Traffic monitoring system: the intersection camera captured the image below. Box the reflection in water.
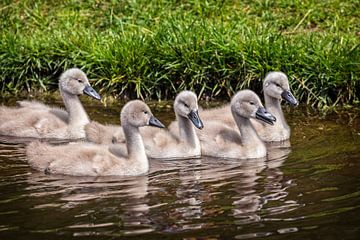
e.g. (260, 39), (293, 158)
(0, 105), (360, 239)
(146, 146), (291, 234)
(231, 158), (266, 225)
(26, 173), (152, 236)
(264, 141), (292, 205)
(262, 143), (300, 219)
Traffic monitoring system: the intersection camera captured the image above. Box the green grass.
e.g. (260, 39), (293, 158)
(0, 0), (359, 108)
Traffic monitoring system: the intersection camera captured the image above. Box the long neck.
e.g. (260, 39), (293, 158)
(123, 123), (148, 169)
(264, 94), (288, 129)
(60, 89), (89, 127)
(232, 111), (263, 146)
(176, 114), (200, 148)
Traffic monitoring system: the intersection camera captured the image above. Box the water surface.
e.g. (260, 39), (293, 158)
(0, 98), (359, 239)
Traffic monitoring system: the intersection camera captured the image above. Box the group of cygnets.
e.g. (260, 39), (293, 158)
(0, 68), (298, 177)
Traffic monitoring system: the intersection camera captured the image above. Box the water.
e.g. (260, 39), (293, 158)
(0, 98), (359, 239)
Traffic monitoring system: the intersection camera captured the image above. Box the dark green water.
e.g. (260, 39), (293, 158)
(0, 98), (359, 239)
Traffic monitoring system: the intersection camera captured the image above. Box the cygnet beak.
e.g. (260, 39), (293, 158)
(149, 116), (165, 128)
(187, 110), (204, 129)
(255, 107), (276, 125)
(83, 85), (101, 100)
(281, 90), (298, 106)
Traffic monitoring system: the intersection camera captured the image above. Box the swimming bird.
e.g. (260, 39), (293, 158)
(198, 90), (276, 159)
(0, 68), (101, 139)
(86, 91), (204, 159)
(139, 90), (203, 159)
(26, 100), (165, 176)
(198, 72), (298, 142)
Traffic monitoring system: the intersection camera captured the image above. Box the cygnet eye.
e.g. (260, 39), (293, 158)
(144, 111), (148, 115)
(184, 103), (189, 108)
(275, 83), (281, 88)
(77, 79), (83, 83)
(249, 101), (255, 105)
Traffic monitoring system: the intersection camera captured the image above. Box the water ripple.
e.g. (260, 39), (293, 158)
(0, 107), (360, 239)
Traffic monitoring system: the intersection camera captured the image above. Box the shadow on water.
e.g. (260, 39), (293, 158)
(0, 99), (359, 239)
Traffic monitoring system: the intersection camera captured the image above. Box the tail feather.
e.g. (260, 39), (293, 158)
(0, 109), (18, 131)
(26, 141), (53, 171)
(0, 106), (12, 122)
(85, 121), (108, 144)
(16, 100), (48, 109)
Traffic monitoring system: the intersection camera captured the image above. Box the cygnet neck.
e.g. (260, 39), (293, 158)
(122, 121), (148, 170)
(176, 113), (200, 148)
(264, 93), (289, 129)
(232, 110), (263, 146)
(60, 88), (90, 127)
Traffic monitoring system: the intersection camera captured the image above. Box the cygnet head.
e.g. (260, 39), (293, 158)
(174, 91), (204, 129)
(263, 71), (298, 106)
(59, 68), (101, 100)
(231, 90), (276, 125)
(120, 100), (165, 129)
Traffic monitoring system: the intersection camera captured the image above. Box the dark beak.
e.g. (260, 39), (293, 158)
(149, 116), (165, 128)
(187, 110), (204, 129)
(281, 90), (298, 106)
(255, 107), (276, 125)
(83, 85), (101, 100)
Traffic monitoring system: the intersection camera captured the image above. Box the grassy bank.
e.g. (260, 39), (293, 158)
(0, 0), (359, 107)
